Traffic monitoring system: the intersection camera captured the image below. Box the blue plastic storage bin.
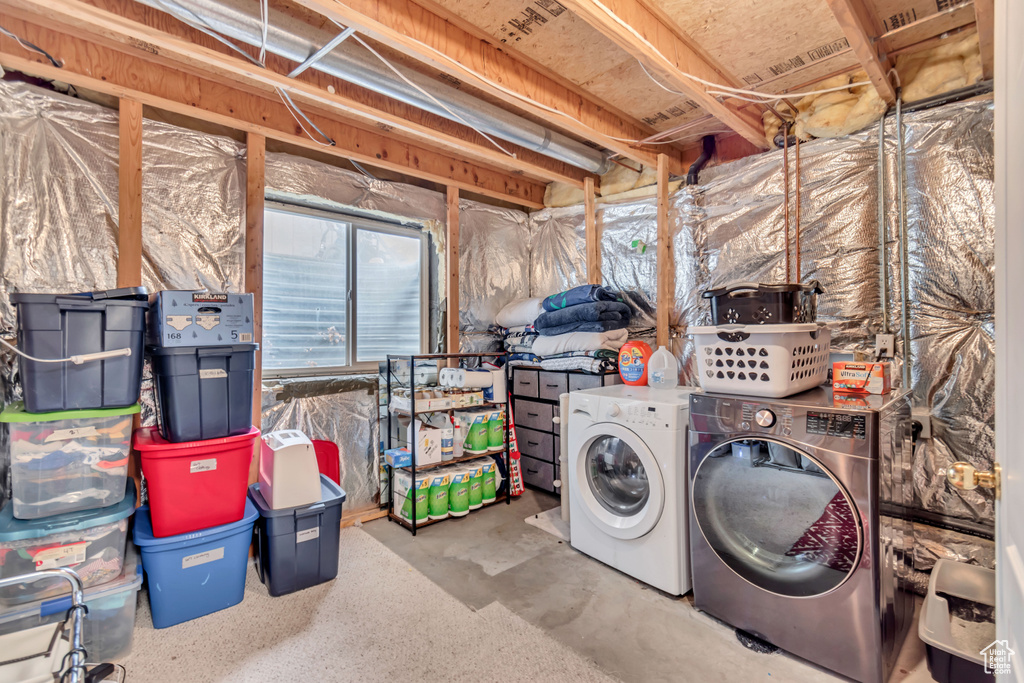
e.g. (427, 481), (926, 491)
(11, 289), (148, 413)
(133, 498), (257, 628)
(248, 475), (346, 597)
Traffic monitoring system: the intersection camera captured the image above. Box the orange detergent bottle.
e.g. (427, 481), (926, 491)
(618, 341), (652, 385)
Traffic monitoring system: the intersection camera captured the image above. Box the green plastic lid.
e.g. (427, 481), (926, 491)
(0, 402), (141, 423)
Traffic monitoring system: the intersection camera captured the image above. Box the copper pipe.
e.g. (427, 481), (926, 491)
(795, 134), (802, 282)
(782, 125), (791, 282)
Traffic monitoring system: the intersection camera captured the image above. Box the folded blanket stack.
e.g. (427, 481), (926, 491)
(494, 288), (631, 374)
(535, 286), (631, 337)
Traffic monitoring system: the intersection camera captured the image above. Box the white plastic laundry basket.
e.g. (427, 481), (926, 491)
(690, 324), (831, 398)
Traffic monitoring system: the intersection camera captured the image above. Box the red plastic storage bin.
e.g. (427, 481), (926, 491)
(133, 425), (260, 537)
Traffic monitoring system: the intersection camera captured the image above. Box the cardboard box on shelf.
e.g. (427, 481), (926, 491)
(148, 291), (254, 347)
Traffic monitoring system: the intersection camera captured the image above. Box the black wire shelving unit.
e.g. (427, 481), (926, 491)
(385, 353), (511, 535)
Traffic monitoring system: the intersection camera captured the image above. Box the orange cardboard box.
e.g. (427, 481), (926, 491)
(833, 361), (892, 395)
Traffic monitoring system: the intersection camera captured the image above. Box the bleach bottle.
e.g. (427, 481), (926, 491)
(647, 346), (679, 389)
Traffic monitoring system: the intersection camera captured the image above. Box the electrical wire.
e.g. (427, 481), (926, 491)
(0, 25), (62, 68)
(343, 27), (518, 159)
(277, 87), (335, 146)
(258, 0), (269, 65)
(350, 160), (379, 180)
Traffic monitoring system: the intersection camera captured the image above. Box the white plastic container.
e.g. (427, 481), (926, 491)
(259, 430), (322, 510)
(691, 324), (831, 398)
(647, 346), (679, 389)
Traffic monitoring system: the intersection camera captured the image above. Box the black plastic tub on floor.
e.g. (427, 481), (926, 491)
(149, 344), (256, 443)
(12, 290), (148, 413)
(248, 475), (346, 597)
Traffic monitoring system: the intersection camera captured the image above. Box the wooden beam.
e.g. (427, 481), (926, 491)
(0, 19), (546, 208)
(824, 0), (898, 104)
(245, 132), (265, 485)
(585, 177), (600, 285)
(880, 2), (977, 52)
(975, 0), (995, 80)
(446, 186), (460, 355)
(1, 0), (589, 189)
(289, 0), (690, 172)
(117, 98), (143, 288)
(554, 0), (768, 150)
(656, 154), (672, 348)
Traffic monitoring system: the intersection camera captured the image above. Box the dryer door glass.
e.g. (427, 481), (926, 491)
(692, 439), (862, 597)
(586, 436), (649, 517)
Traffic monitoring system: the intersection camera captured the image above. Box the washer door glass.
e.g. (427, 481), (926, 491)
(586, 436), (649, 517)
(692, 439), (862, 597)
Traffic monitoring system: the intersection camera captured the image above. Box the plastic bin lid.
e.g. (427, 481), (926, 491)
(0, 402), (141, 423)
(0, 545), (143, 624)
(132, 425), (261, 452)
(248, 475), (346, 518)
(11, 287), (150, 304)
(0, 479), (136, 542)
(132, 497), (259, 547)
(146, 343), (259, 356)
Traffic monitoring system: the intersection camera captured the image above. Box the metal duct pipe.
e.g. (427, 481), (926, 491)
(141, 0), (611, 174)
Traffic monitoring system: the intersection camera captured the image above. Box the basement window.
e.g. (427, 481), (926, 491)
(262, 203), (427, 377)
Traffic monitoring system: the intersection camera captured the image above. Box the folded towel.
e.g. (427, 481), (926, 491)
(542, 285), (621, 312)
(540, 357), (617, 374)
(535, 319), (631, 337)
(495, 298), (544, 327)
(532, 328), (629, 356)
(535, 301), (632, 332)
(501, 324), (536, 335)
(507, 352), (542, 364)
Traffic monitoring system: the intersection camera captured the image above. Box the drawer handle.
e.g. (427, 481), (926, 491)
(527, 441), (540, 446)
(545, 383), (560, 388)
(526, 468), (539, 474)
(527, 413), (539, 417)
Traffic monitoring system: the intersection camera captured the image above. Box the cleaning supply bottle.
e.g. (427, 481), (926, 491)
(647, 346), (679, 389)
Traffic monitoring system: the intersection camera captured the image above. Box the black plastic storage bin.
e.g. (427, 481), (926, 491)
(702, 281), (823, 325)
(148, 343), (256, 443)
(248, 475), (346, 597)
(12, 289), (148, 413)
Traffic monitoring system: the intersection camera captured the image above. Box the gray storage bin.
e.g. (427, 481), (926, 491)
(12, 290), (148, 413)
(512, 369), (539, 397)
(521, 455), (554, 492)
(514, 399), (554, 432)
(248, 475), (346, 597)
(538, 372), (568, 400)
(149, 344), (256, 443)
(518, 427), (555, 463)
(919, 559), (996, 683)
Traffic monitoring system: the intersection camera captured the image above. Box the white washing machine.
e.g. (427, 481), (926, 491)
(567, 384), (695, 595)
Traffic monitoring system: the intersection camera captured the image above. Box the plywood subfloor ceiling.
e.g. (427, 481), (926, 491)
(427, 0), (978, 145)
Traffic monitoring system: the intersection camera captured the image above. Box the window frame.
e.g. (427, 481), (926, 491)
(262, 201), (430, 379)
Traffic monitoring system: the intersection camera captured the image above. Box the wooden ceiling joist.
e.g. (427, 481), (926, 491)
(879, 2), (977, 53)
(0, 0), (592, 189)
(288, 0), (691, 173)
(824, 0), (897, 104)
(0, 18), (547, 208)
(973, 0), (994, 80)
(553, 0), (768, 150)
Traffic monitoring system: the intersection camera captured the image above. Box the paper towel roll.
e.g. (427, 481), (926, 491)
(457, 369), (493, 389)
(439, 368), (459, 387)
(485, 368), (507, 403)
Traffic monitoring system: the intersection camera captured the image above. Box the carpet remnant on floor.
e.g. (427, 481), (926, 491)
(121, 528), (618, 682)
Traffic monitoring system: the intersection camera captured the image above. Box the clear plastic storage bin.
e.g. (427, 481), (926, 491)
(0, 479), (136, 606)
(0, 402), (138, 519)
(0, 544), (142, 661)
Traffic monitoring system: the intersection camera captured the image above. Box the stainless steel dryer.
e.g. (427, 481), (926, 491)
(688, 388), (913, 683)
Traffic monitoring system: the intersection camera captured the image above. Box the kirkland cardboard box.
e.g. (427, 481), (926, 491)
(149, 291), (255, 347)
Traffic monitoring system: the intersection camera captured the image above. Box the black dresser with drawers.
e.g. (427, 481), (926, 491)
(511, 366), (621, 494)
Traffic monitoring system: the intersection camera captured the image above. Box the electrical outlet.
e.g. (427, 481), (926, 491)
(912, 406), (931, 440)
(875, 334), (896, 358)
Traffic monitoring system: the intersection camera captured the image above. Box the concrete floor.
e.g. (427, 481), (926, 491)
(365, 489), (938, 683)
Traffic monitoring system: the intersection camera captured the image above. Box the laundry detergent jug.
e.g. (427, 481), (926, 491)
(618, 341), (653, 385)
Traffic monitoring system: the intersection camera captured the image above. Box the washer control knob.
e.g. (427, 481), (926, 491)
(607, 404), (621, 418)
(755, 409), (777, 428)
